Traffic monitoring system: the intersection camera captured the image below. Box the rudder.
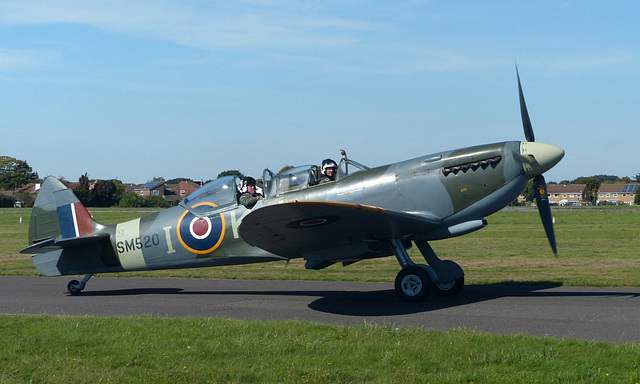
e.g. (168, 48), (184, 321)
(28, 177), (98, 244)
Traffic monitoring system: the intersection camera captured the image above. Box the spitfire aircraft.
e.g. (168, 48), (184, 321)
(21, 69), (564, 302)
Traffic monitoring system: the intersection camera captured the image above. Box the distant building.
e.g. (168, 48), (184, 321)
(133, 181), (165, 197)
(597, 184), (639, 205)
(126, 180), (203, 206)
(546, 184), (589, 206)
(177, 180), (202, 198)
(0, 182), (41, 207)
(14, 183), (41, 194)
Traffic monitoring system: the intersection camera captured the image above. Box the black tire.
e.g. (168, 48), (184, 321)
(67, 280), (82, 296)
(394, 266), (431, 302)
(432, 277), (464, 297)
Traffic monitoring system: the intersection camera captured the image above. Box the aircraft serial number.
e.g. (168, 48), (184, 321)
(116, 234), (161, 253)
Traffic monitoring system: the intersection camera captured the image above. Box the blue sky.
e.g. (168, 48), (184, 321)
(1, 1), (638, 184)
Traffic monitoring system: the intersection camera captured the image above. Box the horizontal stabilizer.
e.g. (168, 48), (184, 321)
(20, 233), (110, 255)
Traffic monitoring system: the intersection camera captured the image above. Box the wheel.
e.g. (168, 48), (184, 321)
(395, 266), (431, 302)
(432, 277), (464, 297)
(67, 280), (82, 295)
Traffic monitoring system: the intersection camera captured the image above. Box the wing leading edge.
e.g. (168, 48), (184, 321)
(238, 201), (442, 262)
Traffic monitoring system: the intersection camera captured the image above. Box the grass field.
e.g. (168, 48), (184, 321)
(2, 207), (640, 382)
(3, 207), (640, 286)
(2, 315), (640, 383)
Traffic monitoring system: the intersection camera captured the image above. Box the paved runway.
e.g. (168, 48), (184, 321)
(2, 276), (639, 343)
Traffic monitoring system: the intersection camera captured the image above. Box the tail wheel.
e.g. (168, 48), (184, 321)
(432, 277), (464, 297)
(395, 266), (431, 302)
(67, 280), (82, 296)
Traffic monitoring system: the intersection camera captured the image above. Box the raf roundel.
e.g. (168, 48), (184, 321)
(190, 217), (212, 239)
(177, 202), (226, 254)
(285, 215), (340, 229)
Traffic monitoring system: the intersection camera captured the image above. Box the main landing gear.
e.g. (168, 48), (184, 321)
(390, 239), (464, 302)
(67, 274), (93, 295)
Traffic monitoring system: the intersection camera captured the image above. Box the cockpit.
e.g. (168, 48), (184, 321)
(262, 156), (370, 199)
(178, 152), (371, 212)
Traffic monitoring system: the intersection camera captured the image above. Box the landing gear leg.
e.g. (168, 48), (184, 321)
(67, 274), (93, 296)
(390, 239), (435, 302)
(415, 240), (464, 297)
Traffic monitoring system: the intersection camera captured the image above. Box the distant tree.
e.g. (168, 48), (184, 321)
(119, 192), (144, 208)
(111, 179), (127, 202)
(0, 195), (14, 207)
(621, 176), (631, 183)
(217, 170), (244, 179)
(0, 156), (39, 190)
(73, 173), (93, 206)
(521, 180), (536, 202)
(15, 191), (35, 207)
(79, 173), (90, 189)
(142, 195), (169, 208)
(92, 179), (118, 207)
(572, 177), (600, 204)
(166, 177), (192, 184)
(634, 173), (640, 183)
(151, 177), (165, 182)
(572, 175), (621, 184)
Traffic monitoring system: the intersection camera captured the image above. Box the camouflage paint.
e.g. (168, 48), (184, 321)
(439, 143), (508, 213)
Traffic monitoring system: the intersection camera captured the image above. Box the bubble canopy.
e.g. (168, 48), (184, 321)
(179, 176), (238, 215)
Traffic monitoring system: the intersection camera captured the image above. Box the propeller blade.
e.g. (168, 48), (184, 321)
(516, 65), (535, 142)
(533, 175), (558, 258)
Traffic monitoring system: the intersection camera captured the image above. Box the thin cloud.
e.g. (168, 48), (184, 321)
(0, 47), (54, 70)
(0, 1), (489, 75)
(0, 1), (383, 48)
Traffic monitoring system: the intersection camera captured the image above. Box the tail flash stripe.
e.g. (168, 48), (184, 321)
(74, 203), (94, 237)
(57, 202), (93, 239)
(57, 204), (77, 238)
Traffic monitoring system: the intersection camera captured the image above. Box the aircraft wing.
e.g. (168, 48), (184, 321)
(238, 200), (442, 260)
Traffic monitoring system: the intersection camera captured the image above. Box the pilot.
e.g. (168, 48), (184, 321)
(318, 159), (337, 184)
(239, 176), (263, 208)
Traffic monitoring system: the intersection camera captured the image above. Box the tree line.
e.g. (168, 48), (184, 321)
(0, 157), (174, 208)
(0, 157), (253, 208)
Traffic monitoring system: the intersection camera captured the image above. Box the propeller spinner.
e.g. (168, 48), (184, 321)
(516, 65), (564, 257)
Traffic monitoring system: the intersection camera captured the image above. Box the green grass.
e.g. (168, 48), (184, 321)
(3, 208), (640, 286)
(2, 315), (640, 383)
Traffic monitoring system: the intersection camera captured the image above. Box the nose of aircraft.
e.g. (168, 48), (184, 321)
(519, 142), (565, 178)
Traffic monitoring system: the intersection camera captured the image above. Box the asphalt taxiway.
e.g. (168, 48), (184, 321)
(2, 276), (639, 343)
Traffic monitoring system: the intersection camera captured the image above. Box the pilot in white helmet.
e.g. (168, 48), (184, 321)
(239, 176), (263, 208)
(319, 159), (337, 184)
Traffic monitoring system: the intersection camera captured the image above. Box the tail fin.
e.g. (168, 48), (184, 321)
(28, 177), (99, 244)
(21, 177), (113, 276)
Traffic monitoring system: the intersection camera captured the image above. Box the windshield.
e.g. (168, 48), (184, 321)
(179, 176), (238, 214)
(265, 165), (316, 196)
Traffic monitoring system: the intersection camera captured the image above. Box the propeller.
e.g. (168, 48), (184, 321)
(533, 175), (558, 257)
(517, 66), (535, 142)
(516, 64), (558, 258)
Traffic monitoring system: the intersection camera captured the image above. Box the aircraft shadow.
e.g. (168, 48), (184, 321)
(309, 283), (640, 316)
(76, 282), (640, 317)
